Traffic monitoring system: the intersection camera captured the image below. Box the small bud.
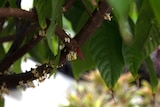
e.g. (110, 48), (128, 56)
(104, 13), (112, 21)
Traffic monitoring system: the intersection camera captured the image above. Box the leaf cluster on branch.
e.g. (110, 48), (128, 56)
(0, 0), (111, 89)
(0, 0), (160, 97)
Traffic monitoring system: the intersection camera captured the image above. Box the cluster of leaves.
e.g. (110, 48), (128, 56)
(0, 0), (160, 98)
(67, 0), (160, 92)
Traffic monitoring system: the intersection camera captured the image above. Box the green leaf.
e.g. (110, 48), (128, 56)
(8, 0), (17, 7)
(46, 0), (63, 55)
(71, 41), (96, 79)
(142, 21), (160, 57)
(34, 0), (52, 29)
(0, 98), (4, 107)
(107, 0), (133, 43)
(12, 58), (21, 74)
(90, 21), (124, 88)
(123, 0), (160, 77)
(134, 0), (155, 50)
(149, 0), (160, 27)
(122, 44), (143, 77)
(64, 0), (90, 33)
(145, 57), (158, 93)
(29, 40), (55, 63)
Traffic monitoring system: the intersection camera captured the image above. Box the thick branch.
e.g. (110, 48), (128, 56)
(0, 63), (52, 88)
(0, 8), (37, 21)
(75, 0), (111, 47)
(0, 0), (112, 88)
(0, 35), (15, 43)
(55, 26), (78, 51)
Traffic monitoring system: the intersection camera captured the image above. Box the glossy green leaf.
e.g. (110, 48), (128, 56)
(71, 41), (96, 79)
(145, 56), (158, 93)
(149, 0), (160, 27)
(90, 21), (124, 88)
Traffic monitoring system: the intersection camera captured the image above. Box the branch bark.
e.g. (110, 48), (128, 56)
(0, 8), (37, 21)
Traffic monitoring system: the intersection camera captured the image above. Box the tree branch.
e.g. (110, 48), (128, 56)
(0, 34), (44, 73)
(0, 8), (37, 21)
(0, 0), (112, 88)
(0, 63), (52, 88)
(0, 35), (15, 43)
(62, 0), (76, 13)
(75, 0), (111, 47)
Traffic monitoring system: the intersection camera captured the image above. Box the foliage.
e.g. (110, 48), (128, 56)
(0, 0), (160, 104)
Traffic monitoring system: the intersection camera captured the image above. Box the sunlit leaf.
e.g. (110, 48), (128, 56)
(90, 21), (124, 88)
